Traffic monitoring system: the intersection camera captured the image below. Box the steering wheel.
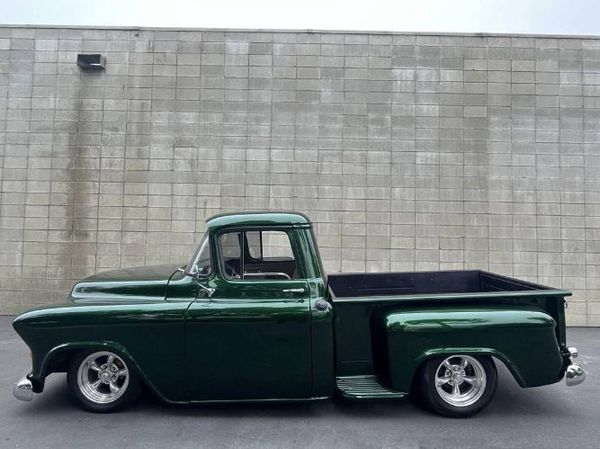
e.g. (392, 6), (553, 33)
(224, 262), (240, 278)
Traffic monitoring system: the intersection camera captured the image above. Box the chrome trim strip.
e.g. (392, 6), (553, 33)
(331, 289), (572, 303)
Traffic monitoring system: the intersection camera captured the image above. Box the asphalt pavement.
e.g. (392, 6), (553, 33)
(0, 315), (598, 449)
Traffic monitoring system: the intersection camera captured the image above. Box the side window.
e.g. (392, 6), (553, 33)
(218, 229), (301, 281)
(219, 231), (242, 279)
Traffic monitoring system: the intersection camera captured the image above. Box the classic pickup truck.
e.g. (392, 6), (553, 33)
(13, 211), (585, 417)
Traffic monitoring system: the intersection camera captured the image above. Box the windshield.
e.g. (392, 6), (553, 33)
(186, 233), (211, 276)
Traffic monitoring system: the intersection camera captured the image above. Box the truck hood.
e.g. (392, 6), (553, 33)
(69, 264), (182, 303)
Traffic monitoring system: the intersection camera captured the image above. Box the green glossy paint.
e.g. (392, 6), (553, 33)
(380, 307), (564, 391)
(13, 300), (189, 402)
(70, 264), (179, 303)
(12, 211), (574, 404)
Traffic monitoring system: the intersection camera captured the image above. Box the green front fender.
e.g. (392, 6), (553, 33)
(13, 301), (190, 403)
(376, 307), (566, 392)
(31, 341), (177, 402)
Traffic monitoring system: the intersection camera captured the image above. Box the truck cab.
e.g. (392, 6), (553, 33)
(178, 211), (334, 400)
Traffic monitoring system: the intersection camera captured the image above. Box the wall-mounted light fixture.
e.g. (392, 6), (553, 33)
(77, 54), (106, 71)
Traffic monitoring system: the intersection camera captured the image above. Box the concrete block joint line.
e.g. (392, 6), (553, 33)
(0, 25), (599, 325)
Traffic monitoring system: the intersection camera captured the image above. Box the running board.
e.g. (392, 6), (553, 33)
(336, 375), (407, 400)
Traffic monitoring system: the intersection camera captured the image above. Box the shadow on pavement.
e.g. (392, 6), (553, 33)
(16, 362), (576, 422)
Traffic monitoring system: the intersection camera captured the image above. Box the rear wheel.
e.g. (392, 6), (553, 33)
(418, 354), (497, 418)
(67, 350), (142, 412)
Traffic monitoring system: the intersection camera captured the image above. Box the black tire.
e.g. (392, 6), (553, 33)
(67, 350), (142, 413)
(417, 354), (497, 418)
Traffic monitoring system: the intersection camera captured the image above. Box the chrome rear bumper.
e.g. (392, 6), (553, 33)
(13, 375), (33, 401)
(565, 347), (585, 387)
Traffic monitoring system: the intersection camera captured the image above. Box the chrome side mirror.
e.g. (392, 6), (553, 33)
(178, 266), (215, 298)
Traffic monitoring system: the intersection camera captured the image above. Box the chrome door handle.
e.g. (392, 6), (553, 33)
(283, 288), (305, 293)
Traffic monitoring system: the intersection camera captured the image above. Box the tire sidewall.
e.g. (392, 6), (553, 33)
(67, 350), (141, 413)
(420, 354), (498, 418)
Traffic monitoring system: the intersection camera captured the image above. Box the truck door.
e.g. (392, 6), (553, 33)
(185, 228), (312, 401)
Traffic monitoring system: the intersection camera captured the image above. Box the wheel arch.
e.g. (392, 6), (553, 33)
(410, 347), (526, 389)
(39, 341), (168, 401)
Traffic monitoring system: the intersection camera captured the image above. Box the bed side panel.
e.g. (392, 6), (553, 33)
(382, 308), (565, 392)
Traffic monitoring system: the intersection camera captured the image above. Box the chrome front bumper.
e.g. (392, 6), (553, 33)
(565, 347), (585, 387)
(13, 375), (33, 401)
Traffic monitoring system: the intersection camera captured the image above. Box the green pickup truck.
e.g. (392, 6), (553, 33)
(12, 211), (584, 417)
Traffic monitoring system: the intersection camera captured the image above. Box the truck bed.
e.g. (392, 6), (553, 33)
(327, 270), (571, 383)
(328, 270), (568, 301)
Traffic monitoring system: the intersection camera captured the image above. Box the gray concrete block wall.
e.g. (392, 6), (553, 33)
(0, 26), (598, 325)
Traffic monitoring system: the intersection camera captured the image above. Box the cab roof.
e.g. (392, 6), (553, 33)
(206, 211), (312, 231)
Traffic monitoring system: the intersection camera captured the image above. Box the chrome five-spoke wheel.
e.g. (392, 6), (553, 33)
(67, 350), (141, 412)
(77, 351), (129, 404)
(418, 354), (498, 418)
(434, 355), (486, 407)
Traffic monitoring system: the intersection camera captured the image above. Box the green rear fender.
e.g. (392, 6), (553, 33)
(376, 307), (566, 392)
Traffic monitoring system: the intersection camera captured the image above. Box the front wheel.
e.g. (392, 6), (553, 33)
(67, 350), (142, 412)
(418, 354), (497, 418)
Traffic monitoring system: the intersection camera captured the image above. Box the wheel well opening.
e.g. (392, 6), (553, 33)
(47, 348), (82, 374)
(409, 353), (498, 393)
